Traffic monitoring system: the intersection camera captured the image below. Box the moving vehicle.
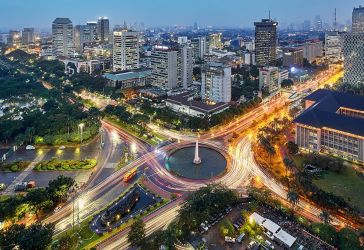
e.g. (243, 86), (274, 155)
(27, 181), (36, 188)
(26, 145), (35, 150)
(123, 168), (137, 182)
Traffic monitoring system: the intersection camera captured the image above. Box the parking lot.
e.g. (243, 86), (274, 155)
(199, 204), (283, 250)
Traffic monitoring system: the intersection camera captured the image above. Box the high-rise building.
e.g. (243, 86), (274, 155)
(74, 25), (92, 52)
(209, 33), (223, 49)
(254, 19), (278, 66)
(201, 62), (231, 103)
(86, 22), (98, 42)
(325, 31), (343, 62)
(113, 30), (139, 71)
(177, 36), (188, 45)
(259, 66), (280, 94)
(22, 28), (35, 45)
(352, 6), (364, 33)
(52, 18), (74, 57)
(97, 17), (110, 43)
(178, 45), (193, 89)
(343, 32), (364, 85)
(191, 37), (210, 61)
(150, 46), (178, 89)
(303, 20), (311, 31)
(282, 47), (303, 67)
(302, 41), (323, 63)
(314, 16), (323, 31)
(8, 30), (21, 47)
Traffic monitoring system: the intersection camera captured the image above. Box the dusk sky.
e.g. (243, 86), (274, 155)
(1, 0), (362, 30)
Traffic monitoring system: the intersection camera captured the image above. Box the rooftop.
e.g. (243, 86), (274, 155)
(294, 89), (364, 137)
(53, 18), (72, 24)
(103, 68), (152, 81)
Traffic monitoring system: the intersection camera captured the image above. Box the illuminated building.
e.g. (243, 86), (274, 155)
(254, 19), (278, 66)
(113, 30), (139, 71)
(294, 89), (364, 163)
(52, 18), (74, 57)
(201, 62), (231, 103)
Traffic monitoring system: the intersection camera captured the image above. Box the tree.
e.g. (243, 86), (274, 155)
(18, 223), (54, 250)
(281, 79), (294, 88)
(47, 175), (75, 203)
(319, 210), (331, 224)
(55, 233), (79, 250)
(311, 223), (338, 246)
(338, 228), (362, 250)
(0, 223), (25, 250)
(26, 188), (51, 219)
(287, 190), (299, 209)
(283, 157), (294, 178)
(286, 141), (299, 155)
(127, 218), (146, 248)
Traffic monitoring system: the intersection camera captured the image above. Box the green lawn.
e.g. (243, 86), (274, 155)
(0, 161), (30, 172)
(313, 167), (364, 210)
(34, 159), (97, 171)
(291, 154), (305, 171)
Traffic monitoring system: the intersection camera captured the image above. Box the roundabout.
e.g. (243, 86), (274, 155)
(165, 142), (227, 180)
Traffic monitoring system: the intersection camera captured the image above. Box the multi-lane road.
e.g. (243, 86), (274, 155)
(43, 65), (348, 249)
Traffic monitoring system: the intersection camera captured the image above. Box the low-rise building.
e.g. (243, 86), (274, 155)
(259, 66), (281, 94)
(62, 58), (111, 75)
(294, 89), (364, 164)
(103, 68), (152, 89)
(166, 92), (229, 117)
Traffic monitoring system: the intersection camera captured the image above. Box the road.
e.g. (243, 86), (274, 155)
(44, 66), (350, 248)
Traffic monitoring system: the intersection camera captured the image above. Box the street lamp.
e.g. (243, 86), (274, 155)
(78, 123), (85, 144)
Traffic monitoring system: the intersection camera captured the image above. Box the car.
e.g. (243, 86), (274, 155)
(264, 240), (275, 249)
(26, 145), (35, 150)
(59, 145), (66, 150)
(233, 223), (240, 230)
(224, 236), (236, 243)
(200, 223), (208, 232)
(265, 231), (274, 240)
(0, 183), (5, 190)
(248, 240), (260, 250)
(236, 233), (245, 243)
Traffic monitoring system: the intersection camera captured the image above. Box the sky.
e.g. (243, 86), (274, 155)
(0, 0), (363, 31)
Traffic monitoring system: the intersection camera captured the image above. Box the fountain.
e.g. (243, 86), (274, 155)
(193, 140), (202, 164)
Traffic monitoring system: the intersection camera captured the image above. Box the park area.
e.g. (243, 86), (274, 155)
(313, 167), (364, 210)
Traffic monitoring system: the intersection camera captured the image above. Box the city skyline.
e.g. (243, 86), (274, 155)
(1, 0), (363, 30)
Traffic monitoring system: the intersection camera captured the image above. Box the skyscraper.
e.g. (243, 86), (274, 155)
(254, 19), (278, 66)
(97, 17), (110, 43)
(22, 28), (35, 45)
(325, 31), (343, 62)
(74, 25), (92, 53)
(86, 21), (98, 42)
(343, 6), (364, 85)
(52, 18), (74, 57)
(150, 46), (178, 90)
(352, 6), (364, 33)
(191, 37), (210, 62)
(8, 30), (21, 47)
(113, 30), (140, 71)
(343, 33), (364, 85)
(201, 62), (231, 103)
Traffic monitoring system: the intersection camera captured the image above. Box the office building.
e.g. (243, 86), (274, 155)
(209, 33), (223, 49)
(52, 18), (74, 57)
(113, 30), (139, 71)
(74, 25), (92, 52)
(294, 89), (364, 163)
(244, 52), (256, 65)
(259, 66), (280, 94)
(22, 28), (35, 45)
(325, 31), (343, 62)
(352, 6), (364, 33)
(313, 16), (323, 31)
(282, 47), (303, 67)
(86, 22), (98, 42)
(97, 17), (110, 43)
(178, 45), (193, 89)
(8, 30), (21, 47)
(201, 62), (231, 103)
(254, 19), (278, 66)
(343, 32), (364, 85)
(150, 46), (178, 89)
(303, 41), (323, 63)
(0, 33), (9, 44)
(177, 36), (188, 45)
(191, 37), (210, 61)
